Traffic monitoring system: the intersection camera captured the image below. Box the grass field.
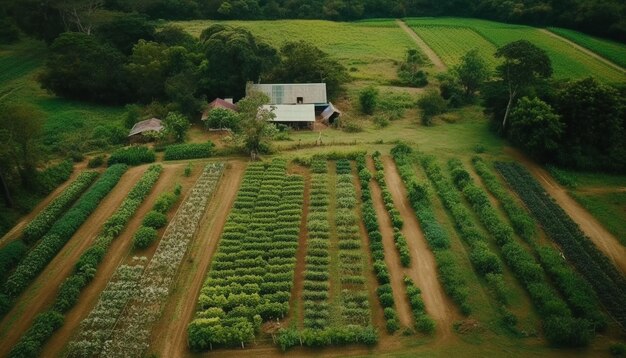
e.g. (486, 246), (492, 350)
(548, 27), (626, 69)
(172, 19), (424, 83)
(405, 18), (626, 83)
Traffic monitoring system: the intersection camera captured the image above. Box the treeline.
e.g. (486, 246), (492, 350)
(2, 0), (625, 43)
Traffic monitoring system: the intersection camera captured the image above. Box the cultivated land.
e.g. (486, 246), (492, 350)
(1, 16), (625, 358)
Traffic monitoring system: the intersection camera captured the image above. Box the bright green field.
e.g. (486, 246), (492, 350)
(172, 19), (424, 83)
(548, 27), (626, 69)
(405, 18), (626, 83)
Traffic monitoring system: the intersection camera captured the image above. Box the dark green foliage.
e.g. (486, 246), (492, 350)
(8, 310), (64, 358)
(397, 49), (428, 87)
(611, 343), (626, 357)
(143, 211), (168, 229)
(35, 160), (74, 194)
(108, 146), (156, 166)
(95, 13), (155, 54)
(204, 108), (240, 131)
(453, 49), (490, 99)
(164, 142), (215, 161)
(404, 277), (435, 334)
(359, 86), (379, 115)
(417, 89), (447, 126)
(88, 155), (105, 168)
(133, 226), (158, 249)
(509, 97), (563, 160)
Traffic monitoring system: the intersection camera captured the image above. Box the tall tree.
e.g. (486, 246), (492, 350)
(495, 40), (552, 130)
(509, 96), (563, 160)
(235, 91), (276, 159)
(454, 48), (490, 98)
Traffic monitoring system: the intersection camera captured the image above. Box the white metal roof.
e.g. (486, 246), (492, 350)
(262, 104), (315, 122)
(250, 83), (327, 105)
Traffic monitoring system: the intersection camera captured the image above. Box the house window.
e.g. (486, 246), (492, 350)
(297, 97), (304, 104)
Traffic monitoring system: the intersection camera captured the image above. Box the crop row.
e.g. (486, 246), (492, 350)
(101, 163), (224, 357)
(403, 277), (434, 333)
(449, 159), (592, 346)
(390, 144), (471, 315)
(335, 160), (371, 328)
(163, 141), (215, 161)
(22, 171), (100, 244)
(355, 155), (402, 333)
(372, 152), (409, 266)
(133, 184), (182, 249)
(472, 157), (606, 329)
(9, 165), (163, 358)
(188, 160), (304, 351)
(496, 162), (626, 329)
(3, 164), (129, 298)
(108, 146), (155, 166)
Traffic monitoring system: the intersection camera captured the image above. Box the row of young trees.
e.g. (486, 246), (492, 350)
(4, 0), (625, 42)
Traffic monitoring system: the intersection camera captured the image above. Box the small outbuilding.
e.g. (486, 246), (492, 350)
(128, 118), (164, 142)
(201, 98), (237, 121)
(263, 104), (315, 129)
(321, 102), (341, 124)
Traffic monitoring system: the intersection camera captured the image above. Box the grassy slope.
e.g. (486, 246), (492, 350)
(548, 27), (626, 68)
(405, 17), (626, 83)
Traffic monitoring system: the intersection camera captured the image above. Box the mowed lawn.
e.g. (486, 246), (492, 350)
(405, 17), (626, 83)
(172, 19), (423, 83)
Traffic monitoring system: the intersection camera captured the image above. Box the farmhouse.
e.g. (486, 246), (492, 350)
(128, 118), (164, 142)
(201, 98), (237, 121)
(263, 104), (315, 129)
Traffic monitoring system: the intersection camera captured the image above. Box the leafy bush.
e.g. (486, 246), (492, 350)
(0, 241), (27, 280)
(9, 310), (64, 358)
(108, 146), (155, 166)
(142, 210), (167, 229)
(133, 226), (158, 249)
(164, 142), (215, 161)
(35, 160), (74, 194)
(88, 155), (105, 168)
(359, 86), (379, 115)
(417, 89), (447, 126)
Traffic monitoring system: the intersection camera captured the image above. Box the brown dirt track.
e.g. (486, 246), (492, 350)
(506, 148), (626, 276)
(382, 156), (459, 336)
(0, 165), (148, 357)
(396, 19), (447, 71)
(149, 161), (246, 358)
(40, 163), (186, 357)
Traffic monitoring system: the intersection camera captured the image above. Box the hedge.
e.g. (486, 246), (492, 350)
(133, 226), (158, 249)
(108, 146), (155, 166)
(35, 160), (74, 194)
(164, 141), (215, 161)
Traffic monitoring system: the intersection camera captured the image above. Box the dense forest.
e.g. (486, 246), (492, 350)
(1, 0), (626, 43)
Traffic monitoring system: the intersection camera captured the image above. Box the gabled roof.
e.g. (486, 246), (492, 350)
(128, 118), (164, 137)
(202, 98), (237, 120)
(262, 104), (316, 122)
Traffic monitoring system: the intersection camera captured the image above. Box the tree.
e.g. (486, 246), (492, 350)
(125, 40), (171, 102)
(453, 48), (490, 98)
(270, 41), (348, 99)
(359, 86), (379, 115)
(235, 91), (277, 159)
(397, 48), (428, 87)
(205, 108), (240, 131)
(417, 89), (447, 126)
(164, 112), (190, 143)
(509, 97), (563, 160)
(95, 13), (155, 54)
(495, 40), (552, 130)
(39, 32), (128, 104)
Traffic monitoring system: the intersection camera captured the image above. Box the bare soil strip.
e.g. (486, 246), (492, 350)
(540, 29), (626, 73)
(151, 161), (246, 358)
(382, 156), (459, 335)
(367, 157), (413, 328)
(0, 165), (147, 356)
(40, 164), (183, 357)
(506, 147), (626, 276)
(396, 19), (446, 71)
(287, 167), (311, 329)
(0, 163), (91, 247)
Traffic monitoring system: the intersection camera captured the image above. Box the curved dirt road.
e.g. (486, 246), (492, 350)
(396, 19), (446, 71)
(507, 148), (626, 276)
(382, 156), (459, 335)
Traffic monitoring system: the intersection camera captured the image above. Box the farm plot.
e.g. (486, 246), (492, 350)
(187, 160), (304, 351)
(496, 162), (626, 329)
(404, 18), (626, 82)
(547, 27), (626, 69)
(97, 163), (224, 357)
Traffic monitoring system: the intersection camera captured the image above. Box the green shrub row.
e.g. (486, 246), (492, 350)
(133, 184), (182, 250)
(23, 171), (100, 245)
(450, 159), (593, 346)
(473, 157), (605, 329)
(9, 165), (163, 358)
(496, 162), (626, 332)
(371, 152), (410, 267)
(108, 146), (155, 166)
(163, 141), (215, 161)
(311, 157), (328, 173)
(404, 276), (435, 334)
(35, 160), (74, 195)
(276, 325), (377, 351)
(3, 164), (129, 298)
(390, 143), (470, 314)
(0, 241), (27, 315)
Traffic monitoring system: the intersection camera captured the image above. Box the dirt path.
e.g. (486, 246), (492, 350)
(396, 19), (446, 71)
(151, 161), (246, 358)
(382, 156), (459, 336)
(506, 147), (626, 276)
(577, 187), (626, 194)
(40, 164), (184, 357)
(0, 163), (91, 248)
(540, 29), (626, 73)
(367, 158), (413, 328)
(0, 165), (147, 356)
(286, 167), (310, 329)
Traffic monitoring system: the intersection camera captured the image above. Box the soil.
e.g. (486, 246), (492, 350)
(381, 156), (460, 336)
(367, 157), (414, 328)
(40, 163), (184, 357)
(506, 147), (626, 276)
(540, 29), (626, 74)
(0, 165), (147, 357)
(576, 187), (626, 194)
(0, 161), (91, 248)
(396, 19), (447, 71)
(150, 160), (246, 358)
